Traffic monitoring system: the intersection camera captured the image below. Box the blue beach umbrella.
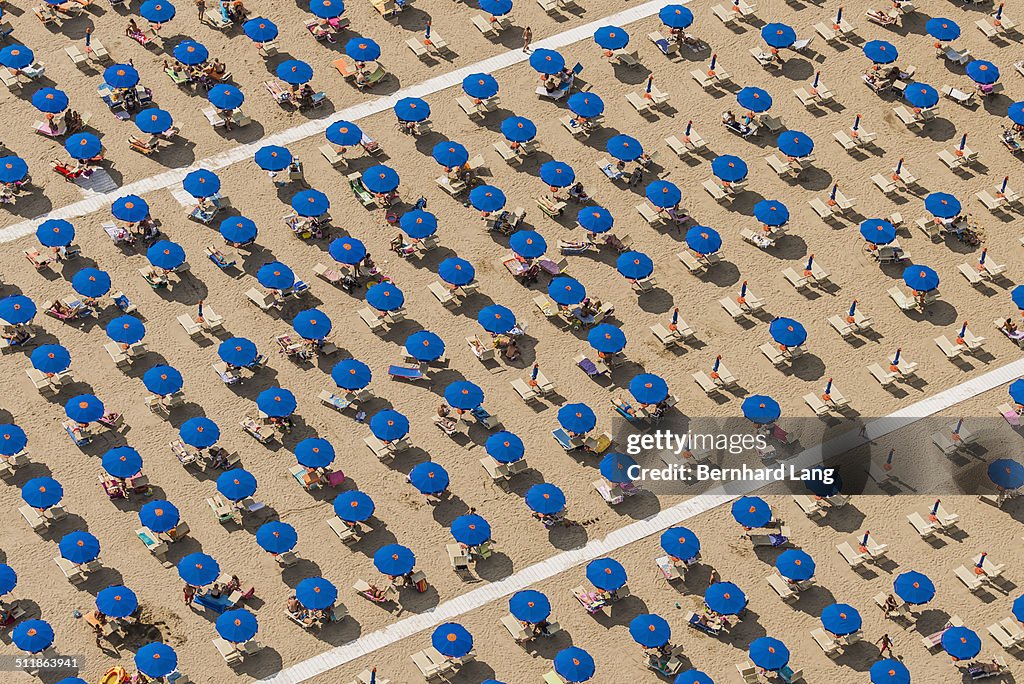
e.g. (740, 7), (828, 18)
(432, 141), (469, 168)
(208, 84), (244, 110)
(478, 0), (511, 15)
(762, 23), (796, 48)
(217, 468), (257, 502)
(732, 496), (771, 528)
(277, 59), (313, 85)
(769, 317), (807, 347)
(65, 133), (102, 160)
(438, 258), (474, 286)
(925, 192), (961, 218)
(254, 145), (291, 171)
(370, 409), (409, 441)
(942, 627), (981, 660)
(0, 424), (27, 456)
(256, 521), (297, 555)
(776, 549), (815, 581)
(293, 309), (332, 339)
(778, 131), (814, 158)
(754, 199), (790, 225)
(742, 395), (780, 424)
(257, 261), (294, 289)
(332, 359), (371, 391)
(1009, 102), (1024, 126)
(294, 438), (334, 469)
(749, 637), (789, 671)
(510, 230), (546, 258)
(311, 0), (344, 18)
(296, 577), (337, 609)
(65, 394), (105, 423)
(31, 345), (70, 374)
(292, 189), (330, 217)
(705, 582), (747, 615)
(902, 265), (939, 292)
(183, 169), (219, 197)
(617, 251), (654, 279)
(821, 603), (862, 636)
(0, 294), (35, 324)
(220, 216), (257, 244)
(558, 403), (596, 433)
(143, 365), (182, 396)
(509, 590), (550, 623)
(870, 660), (910, 684)
(432, 623), (473, 658)
(0, 45), (33, 70)
(32, 87), (68, 113)
(685, 226), (722, 255)
(96, 586), (138, 618)
(586, 558), (626, 590)
(112, 195), (149, 222)
(806, 471), (842, 498)
(863, 40), (897, 64)
(525, 483), (565, 515)
(334, 491), (374, 522)
(178, 553), (219, 586)
(988, 459), (1024, 489)
(587, 324), (626, 353)
(59, 531), (100, 564)
(712, 155), (747, 183)
(146, 240), (185, 270)
(478, 305), (516, 333)
(345, 37), (380, 62)
(244, 17), (278, 42)
(894, 571), (935, 604)
(501, 116), (536, 142)
(736, 86), (772, 112)
(104, 63), (139, 88)
(606, 135), (643, 162)
(926, 18), (960, 42)
(217, 610), (258, 643)
(646, 180), (681, 208)
(13, 620), (54, 653)
(374, 544), (415, 576)
(366, 282), (404, 311)
(0, 156), (27, 184)
(469, 185), (506, 212)
(660, 527), (699, 560)
(409, 462), (449, 495)
(578, 206), (613, 233)
(600, 453), (637, 484)
(486, 431), (524, 463)
(462, 73), (498, 100)
(594, 26), (629, 51)
(362, 165), (400, 193)
(140, 0), (176, 23)
(630, 614), (670, 647)
(675, 671), (714, 684)
(139, 500), (179, 533)
(329, 237), (366, 265)
(72, 268), (111, 298)
(326, 120), (362, 146)
(179, 416), (220, 448)
(630, 373), (668, 404)
(904, 83), (939, 109)
(395, 97), (430, 122)
(37, 219), (74, 247)
(1013, 595), (1024, 623)
(173, 40), (207, 65)
(660, 5), (693, 28)
(530, 48), (565, 74)
(540, 161), (575, 188)
(554, 647), (595, 683)
(548, 277), (585, 306)
(567, 92), (604, 118)
(406, 331), (444, 361)
(256, 387), (296, 417)
(102, 446), (143, 478)
(136, 643), (176, 678)
(860, 219), (896, 245)
(0, 565), (17, 595)
(445, 381), (484, 410)
(451, 514), (491, 546)
(966, 60), (999, 85)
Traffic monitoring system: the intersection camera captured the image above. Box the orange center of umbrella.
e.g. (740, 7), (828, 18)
(543, 493), (550, 499)
(768, 646), (775, 653)
(155, 508), (163, 516)
(48, 353), (55, 358)
(27, 628), (36, 636)
(447, 633), (456, 642)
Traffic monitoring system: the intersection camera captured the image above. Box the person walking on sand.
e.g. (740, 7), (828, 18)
(196, 0), (206, 20)
(522, 26), (533, 52)
(183, 584), (196, 606)
(875, 633), (894, 658)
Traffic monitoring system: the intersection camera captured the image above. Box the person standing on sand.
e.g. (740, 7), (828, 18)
(875, 633), (894, 658)
(522, 27), (533, 53)
(196, 0), (206, 20)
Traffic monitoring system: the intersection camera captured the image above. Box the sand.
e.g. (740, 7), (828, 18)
(1, 0), (1023, 682)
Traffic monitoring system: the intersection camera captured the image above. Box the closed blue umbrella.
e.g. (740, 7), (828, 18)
(660, 527), (700, 560)
(777, 131), (814, 158)
(329, 237), (366, 265)
(65, 133), (102, 160)
(311, 0), (344, 18)
(244, 17), (279, 42)
(102, 446), (143, 478)
(548, 277), (585, 305)
(501, 116), (537, 142)
(332, 359), (371, 391)
(540, 161), (575, 188)
(509, 230), (546, 258)
(217, 468), (257, 501)
(966, 60), (999, 85)
(1009, 102), (1024, 126)
(863, 40), (897, 64)
(659, 4), (693, 28)
(776, 549), (815, 581)
(567, 92), (604, 118)
(479, 0), (511, 15)
(179, 416), (220, 448)
(146, 240), (185, 270)
(296, 577), (337, 609)
(173, 40), (207, 65)
(32, 87), (68, 113)
(599, 453), (637, 484)
(254, 145), (292, 171)
(140, 0), (176, 23)
(558, 403), (596, 433)
(769, 317), (807, 347)
(904, 83), (939, 109)
(486, 431), (524, 463)
(902, 265), (939, 292)
(444, 380), (484, 410)
(577, 206), (613, 233)
(525, 483), (565, 514)
(96, 586), (137, 618)
(925, 192), (961, 218)
(462, 73), (498, 99)
(292, 189), (329, 217)
(736, 86), (772, 112)
(530, 48), (565, 74)
(257, 261), (295, 289)
(294, 438), (334, 469)
(586, 558), (626, 590)
(894, 571), (935, 604)
(104, 63), (139, 88)
(406, 331), (445, 361)
(37, 219), (74, 247)
(217, 610), (258, 643)
(345, 37), (380, 62)
(277, 59), (313, 85)
(208, 84), (244, 110)
(753, 199), (789, 226)
(31, 345), (70, 374)
(374, 544), (415, 576)
(362, 165), (400, 193)
(432, 141), (468, 168)
(675, 671), (714, 684)
(370, 409), (409, 441)
(366, 282), (404, 311)
(741, 395), (780, 424)
(587, 324), (626, 353)
(731, 496), (771, 528)
(255, 521), (297, 554)
(326, 120), (362, 146)
(478, 304), (516, 333)
(509, 590), (550, 623)
(617, 251), (654, 279)
(554, 647), (595, 683)
(59, 531), (100, 564)
(183, 169), (220, 198)
(334, 490), (374, 522)
(761, 23), (795, 48)
(13, 620), (54, 653)
(112, 195), (149, 222)
(821, 603), (862, 636)
(705, 582), (746, 614)
(409, 462), (449, 495)
(451, 514), (490, 546)
(712, 155), (747, 183)
(988, 458), (1024, 489)
(685, 226), (722, 255)
(438, 258), (474, 286)
(432, 623), (472, 658)
(143, 365), (182, 396)
(65, 394), (105, 423)
(293, 309), (332, 339)
(395, 97), (430, 122)
(220, 216), (257, 244)
(860, 219), (896, 245)
(135, 643), (177, 678)
(0, 294), (35, 324)
(177, 553), (219, 586)
(942, 627), (981, 660)
(256, 387), (296, 417)
(0, 45), (34, 70)
(606, 135), (643, 162)
(630, 614), (670, 647)
(926, 18), (960, 42)
(594, 26), (629, 50)
(630, 373), (668, 404)
(646, 180), (681, 208)
(139, 500), (179, 533)
(749, 637), (789, 671)
(0, 424), (27, 456)
(71, 268), (111, 298)
(870, 659), (910, 684)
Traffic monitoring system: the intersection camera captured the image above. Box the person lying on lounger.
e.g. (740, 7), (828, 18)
(568, 183), (590, 203)
(866, 8), (897, 25)
(436, 404), (458, 431)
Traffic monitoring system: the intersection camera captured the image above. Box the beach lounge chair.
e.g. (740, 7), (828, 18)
(907, 511), (937, 538)
(836, 542), (869, 568)
(736, 663), (758, 684)
(793, 495), (826, 518)
(766, 574), (797, 602)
